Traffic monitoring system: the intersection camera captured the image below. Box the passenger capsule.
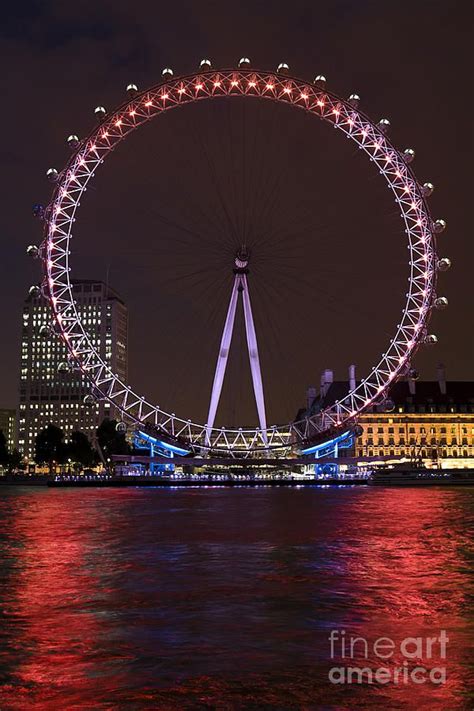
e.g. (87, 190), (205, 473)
(29, 285), (40, 297)
(67, 134), (80, 148)
(57, 362), (70, 374)
(437, 257), (451, 272)
(424, 334), (438, 345)
(200, 58), (212, 70)
(39, 324), (51, 338)
(348, 93), (360, 107)
(277, 62), (289, 74)
(382, 398), (395, 413)
(46, 167), (58, 182)
(32, 203), (45, 219)
(354, 425), (364, 437)
(434, 296), (449, 310)
(421, 182), (434, 197)
(403, 148), (415, 163)
(433, 219), (446, 234)
(27, 244), (40, 258)
(313, 75), (326, 87)
(377, 118), (390, 133)
(116, 421), (127, 434)
(126, 83), (138, 96)
(94, 106), (107, 119)
(83, 394), (95, 406)
(238, 57), (251, 68)
(162, 67), (173, 78)
(408, 367), (420, 381)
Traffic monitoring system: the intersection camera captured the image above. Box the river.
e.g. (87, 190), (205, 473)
(0, 485), (472, 709)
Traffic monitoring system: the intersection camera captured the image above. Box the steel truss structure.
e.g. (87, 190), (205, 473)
(34, 64), (447, 456)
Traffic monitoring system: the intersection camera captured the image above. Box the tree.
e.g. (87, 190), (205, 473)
(8, 449), (24, 472)
(34, 424), (67, 470)
(66, 431), (97, 468)
(97, 418), (130, 462)
(0, 430), (8, 468)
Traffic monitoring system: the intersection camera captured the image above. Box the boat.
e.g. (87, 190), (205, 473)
(370, 465), (474, 486)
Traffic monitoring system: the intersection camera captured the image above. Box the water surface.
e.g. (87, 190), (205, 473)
(0, 485), (472, 709)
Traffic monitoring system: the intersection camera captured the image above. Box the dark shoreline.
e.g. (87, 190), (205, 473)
(2, 476), (474, 488)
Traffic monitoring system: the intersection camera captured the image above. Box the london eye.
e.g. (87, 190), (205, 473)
(28, 58), (450, 456)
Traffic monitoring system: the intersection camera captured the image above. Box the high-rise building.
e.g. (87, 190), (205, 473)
(18, 280), (128, 460)
(0, 409), (17, 452)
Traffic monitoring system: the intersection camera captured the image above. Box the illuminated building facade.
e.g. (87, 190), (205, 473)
(302, 366), (474, 468)
(0, 408), (17, 452)
(18, 280), (128, 460)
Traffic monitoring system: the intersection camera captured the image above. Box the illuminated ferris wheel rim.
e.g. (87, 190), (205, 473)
(35, 61), (449, 454)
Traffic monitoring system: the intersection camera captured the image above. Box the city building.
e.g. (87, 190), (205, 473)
(0, 408), (17, 452)
(18, 280), (128, 460)
(301, 365), (474, 469)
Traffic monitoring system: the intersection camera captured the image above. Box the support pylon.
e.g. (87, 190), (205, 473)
(205, 247), (268, 446)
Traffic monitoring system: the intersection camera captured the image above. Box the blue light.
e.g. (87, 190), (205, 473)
(137, 430), (190, 456)
(301, 430), (352, 456)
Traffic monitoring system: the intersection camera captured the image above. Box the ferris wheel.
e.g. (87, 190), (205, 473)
(28, 58), (451, 457)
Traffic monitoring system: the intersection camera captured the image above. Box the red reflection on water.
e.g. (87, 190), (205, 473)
(331, 487), (473, 710)
(0, 491), (127, 708)
(0, 487), (472, 709)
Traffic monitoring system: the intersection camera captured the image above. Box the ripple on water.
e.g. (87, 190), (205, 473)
(0, 485), (472, 709)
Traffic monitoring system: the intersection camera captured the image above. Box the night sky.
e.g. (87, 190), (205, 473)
(1, 0), (472, 427)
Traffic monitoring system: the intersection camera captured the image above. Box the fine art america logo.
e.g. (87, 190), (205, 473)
(328, 629), (448, 685)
